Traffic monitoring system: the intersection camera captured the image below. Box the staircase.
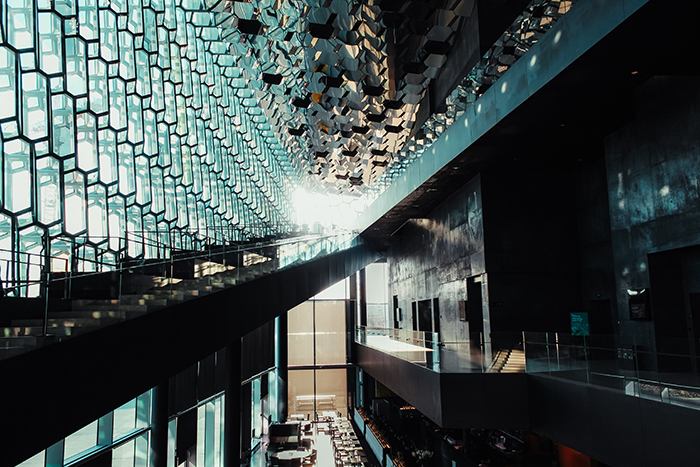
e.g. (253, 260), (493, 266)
(1, 257), (276, 359)
(489, 349), (527, 373)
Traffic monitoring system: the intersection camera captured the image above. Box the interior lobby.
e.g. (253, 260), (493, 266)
(2, 0), (700, 466)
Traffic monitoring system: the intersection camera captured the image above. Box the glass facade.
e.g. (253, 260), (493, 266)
(0, 0), (296, 296)
(287, 277), (352, 419)
(288, 368), (348, 419)
(17, 389), (152, 467)
(14, 388), (233, 467)
(196, 397), (225, 467)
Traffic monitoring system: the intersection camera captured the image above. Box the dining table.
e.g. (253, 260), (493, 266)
(271, 448), (313, 461)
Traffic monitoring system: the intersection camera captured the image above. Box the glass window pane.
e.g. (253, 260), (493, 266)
(214, 397), (223, 467)
(16, 451), (44, 467)
(113, 399), (137, 441)
(314, 277), (348, 300)
(287, 302), (314, 366)
(134, 432), (149, 467)
(365, 262), (388, 304)
(167, 420), (177, 467)
(288, 369), (314, 419)
(196, 405), (205, 467)
(288, 368), (347, 419)
(136, 390), (152, 429)
(314, 301), (346, 365)
(64, 420), (98, 459)
(316, 368), (347, 415)
(112, 439), (135, 467)
(366, 262), (389, 328)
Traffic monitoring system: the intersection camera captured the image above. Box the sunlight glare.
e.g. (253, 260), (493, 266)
(293, 188), (371, 231)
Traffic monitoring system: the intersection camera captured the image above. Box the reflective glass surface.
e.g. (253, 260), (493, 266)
(288, 368), (347, 420)
(0, 0), (297, 296)
(64, 420), (98, 460)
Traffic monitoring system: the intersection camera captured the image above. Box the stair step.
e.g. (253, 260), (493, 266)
(210, 277), (238, 285)
(50, 311), (122, 319)
(0, 335), (39, 347)
(13, 317), (121, 326)
(72, 303), (150, 313)
(1, 255), (283, 352)
(2, 326), (44, 337)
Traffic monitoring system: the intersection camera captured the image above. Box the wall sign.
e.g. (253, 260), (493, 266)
(628, 289), (651, 320)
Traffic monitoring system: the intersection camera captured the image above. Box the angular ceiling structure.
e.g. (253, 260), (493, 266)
(189, 0), (576, 196)
(193, 0), (476, 194)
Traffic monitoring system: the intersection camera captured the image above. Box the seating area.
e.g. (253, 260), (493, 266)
(259, 413), (369, 467)
(322, 412), (369, 467)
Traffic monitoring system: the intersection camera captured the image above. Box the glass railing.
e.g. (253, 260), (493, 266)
(355, 327), (700, 409)
(355, 326), (524, 374)
(356, 327), (442, 370)
(523, 332), (700, 410)
(0, 230), (363, 361)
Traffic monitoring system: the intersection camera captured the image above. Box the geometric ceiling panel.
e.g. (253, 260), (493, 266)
(199, 0), (476, 194)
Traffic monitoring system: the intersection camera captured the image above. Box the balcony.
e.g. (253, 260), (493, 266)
(355, 327), (700, 466)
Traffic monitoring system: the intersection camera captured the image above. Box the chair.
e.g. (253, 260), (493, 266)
(302, 449), (317, 466)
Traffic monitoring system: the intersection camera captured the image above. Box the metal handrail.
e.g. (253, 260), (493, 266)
(0, 231), (361, 358)
(0, 230), (355, 292)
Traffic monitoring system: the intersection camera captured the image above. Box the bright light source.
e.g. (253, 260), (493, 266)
(293, 188), (372, 230)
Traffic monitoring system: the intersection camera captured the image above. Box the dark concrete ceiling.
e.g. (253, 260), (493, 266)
(360, 0), (700, 250)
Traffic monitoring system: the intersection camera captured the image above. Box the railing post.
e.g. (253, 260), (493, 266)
(170, 253), (174, 296)
(207, 238), (212, 284)
(633, 334), (640, 396)
(118, 255), (124, 321)
(43, 254), (50, 338)
(545, 332), (552, 377)
(63, 256), (69, 300)
(584, 334), (590, 385)
(68, 238), (75, 299)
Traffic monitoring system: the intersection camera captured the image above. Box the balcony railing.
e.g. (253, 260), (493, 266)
(356, 327), (700, 410)
(524, 331), (700, 410)
(355, 326), (524, 374)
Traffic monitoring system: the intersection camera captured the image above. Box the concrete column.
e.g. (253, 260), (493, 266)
(358, 269), (367, 326)
(150, 380), (169, 467)
(225, 340), (241, 467)
(275, 314), (288, 423)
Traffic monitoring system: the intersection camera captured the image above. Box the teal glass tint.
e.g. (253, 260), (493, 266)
(112, 440), (135, 467)
(3, 138), (32, 213)
(36, 156), (61, 225)
(64, 420), (98, 460)
(0, 47), (17, 120)
(21, 72), (48, 140)
(63, 170), (86, 235)
(0, 0), (300, 297)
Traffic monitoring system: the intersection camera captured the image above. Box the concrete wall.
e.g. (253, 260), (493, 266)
(387, 169), (588, 343)
(605, 75), (700, 351)
(388, 174), (484, 342)
(481, 171), (582, 337)
(574, 158), (617, 332)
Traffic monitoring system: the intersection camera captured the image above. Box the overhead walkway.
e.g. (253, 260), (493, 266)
(0, 233), (380, 467)
(1, 232), (363, 360)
